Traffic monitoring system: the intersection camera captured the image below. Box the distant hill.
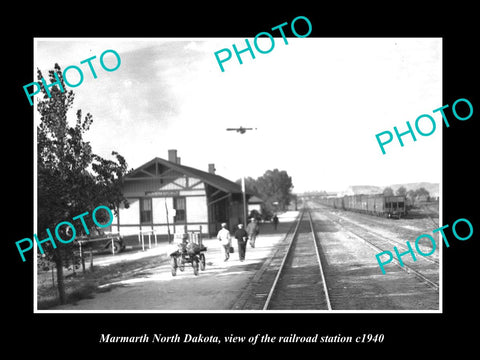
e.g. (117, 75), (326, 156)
(340, 185), (382, 196)
(337, 182), (439, 197)
(299, 182), (440, 198)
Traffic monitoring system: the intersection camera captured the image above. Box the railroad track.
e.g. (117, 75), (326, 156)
(309, 205), (440, 266)
(320, 209), (439, 290)
(233, 206), (438, 311)
(263, 209), (332, 310)
(327, 211), (439, 266)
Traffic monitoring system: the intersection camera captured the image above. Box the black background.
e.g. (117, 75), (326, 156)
(6, 4), (478, 355)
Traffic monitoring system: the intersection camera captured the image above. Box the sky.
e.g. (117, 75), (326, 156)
(34, 37), (442, 193)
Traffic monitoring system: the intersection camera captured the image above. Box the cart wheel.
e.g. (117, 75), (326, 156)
(199, 253), (206, 271)
(192, 258), (199, 276)
(106, 241), (122, 254)
(170, 256), (177, 277)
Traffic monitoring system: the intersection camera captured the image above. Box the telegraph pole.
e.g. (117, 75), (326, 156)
(226, 126), (257, 226)
(241, 176), (247, 227)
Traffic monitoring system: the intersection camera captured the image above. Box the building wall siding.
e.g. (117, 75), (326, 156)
(152, 197), (174, 224)
(186, 196), (208, 223)
(119, 198), (140, 225)
(179, 189), (205, 196)
(115, 178), (209, 236)
(115, 164), (240, 237)
(123, 177), (205, 197)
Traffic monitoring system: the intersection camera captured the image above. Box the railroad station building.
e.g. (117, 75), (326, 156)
(112, 150), (249, 238)
(247, 195), (264, 214)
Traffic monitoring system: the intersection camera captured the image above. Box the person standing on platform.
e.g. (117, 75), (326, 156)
(217, 222), (231, 261)
(246, 217), (259, 248)
(273, 214), (279, 231)
(234, 223), (248, 261)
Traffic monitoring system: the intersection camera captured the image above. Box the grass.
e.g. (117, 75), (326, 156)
(37, 252), (168, 309)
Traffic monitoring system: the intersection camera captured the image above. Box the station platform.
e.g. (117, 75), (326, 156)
(79, 211), (298, 269)
(47, 211), (299, 311)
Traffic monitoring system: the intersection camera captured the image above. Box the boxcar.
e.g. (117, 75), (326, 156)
(367, 196), (377, 214)
(372, 195), (385, 215)
(384, 195), (406, 218)
(334, 197), (343, 209)
(321, 194), (406, 218)
(359, 195), (368, 212)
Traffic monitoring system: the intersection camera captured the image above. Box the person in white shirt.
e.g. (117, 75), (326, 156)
(217, 222), (232, 261)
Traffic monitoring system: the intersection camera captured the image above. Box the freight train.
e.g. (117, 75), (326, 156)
(319, 194), (407, 218)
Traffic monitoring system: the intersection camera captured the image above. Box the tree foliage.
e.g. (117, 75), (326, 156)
(240, 169), (294, 213)
(384, 185), (430, 205)
(406, 187), (430, 206)
(36, 64), (129, 303)
(383, 187), (394, 196)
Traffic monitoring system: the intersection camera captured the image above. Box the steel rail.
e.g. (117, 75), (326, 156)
(356, 229), (439, 289)
(307, 209), (332, 310)
(327, 211), (439, 266)
(324, 213), (439, 290)
(263, 208), (333, 310)
(262, 210), (305, 310)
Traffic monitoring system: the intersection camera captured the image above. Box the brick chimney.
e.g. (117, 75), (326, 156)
(168, 149), (177, 163)
(208, 163), (216, 174)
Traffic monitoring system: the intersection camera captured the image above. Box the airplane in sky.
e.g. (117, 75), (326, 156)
(226, 126), (257, 134)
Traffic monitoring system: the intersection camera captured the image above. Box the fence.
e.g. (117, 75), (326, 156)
(77, 235), (121, 273)
(71, 228), (204, 273)
(138, 230), (158, 251)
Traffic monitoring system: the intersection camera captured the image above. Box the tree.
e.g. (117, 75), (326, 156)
(242, 176), (258, 195)
(415, 187), (430, 201)
(244, 169), (294, 212)
(396, 186), (407, 196)
(406, 188), (430, 207)
(36, 64), (129, 304)
(407, 189), (417, 206)
(383, 187), (394, 196)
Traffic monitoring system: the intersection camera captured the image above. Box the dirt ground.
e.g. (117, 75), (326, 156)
(311, 209), (439, 310)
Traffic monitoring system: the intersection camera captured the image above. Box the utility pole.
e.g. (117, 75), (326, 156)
(226, 126), (257, 226)
(241, 176), (247, 227)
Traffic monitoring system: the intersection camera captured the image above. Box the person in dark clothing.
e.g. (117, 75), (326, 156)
(234, 223), (248, 261)
(273, 214), (279, 230)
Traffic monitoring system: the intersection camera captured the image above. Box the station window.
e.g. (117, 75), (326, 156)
(140, 198), (153, 224)
(174, 197), (186, 223)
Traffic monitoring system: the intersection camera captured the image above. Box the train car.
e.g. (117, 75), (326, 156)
(372, 194), (385, 215)
(345, 195), (368, 213)
(359, 195), (368, 212)
(320, 194), (406, 218)
(348, 195), (356, 211)
(384, 195), (406, 218)
(367, 196), (377, 215)
(328, 197), (335, 208)
(342, 196), (351, 210)
(334, 197), (343, 210)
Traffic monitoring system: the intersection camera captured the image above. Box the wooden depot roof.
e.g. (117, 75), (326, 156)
(124, 157), (245, 195)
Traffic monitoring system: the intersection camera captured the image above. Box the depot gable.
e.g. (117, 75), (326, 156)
(113, 150), (248, 237)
